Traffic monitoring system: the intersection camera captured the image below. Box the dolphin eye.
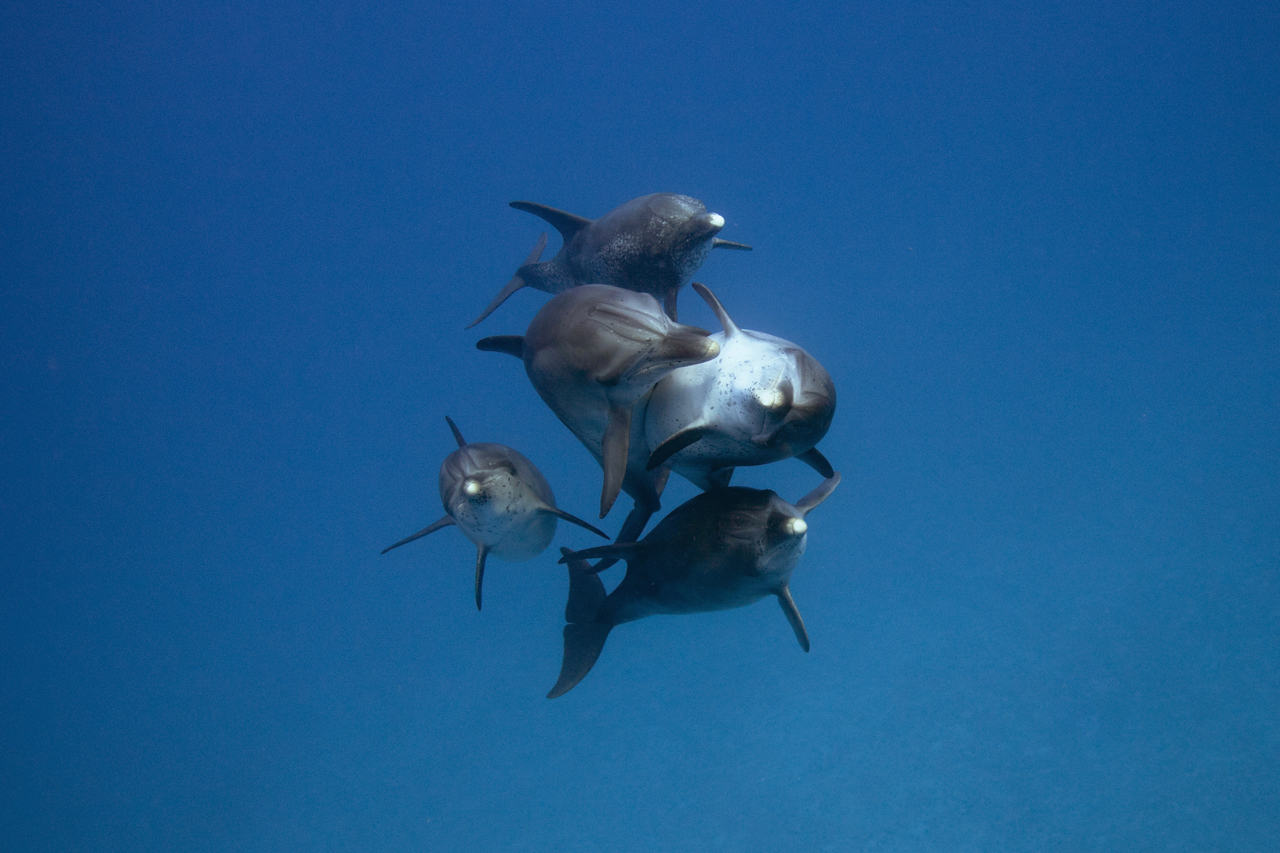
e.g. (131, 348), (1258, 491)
(463, 479), (484, 498)
(783, 518), (807, 537)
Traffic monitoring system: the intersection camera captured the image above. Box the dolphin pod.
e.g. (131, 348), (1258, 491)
(384, 192), (840, 696)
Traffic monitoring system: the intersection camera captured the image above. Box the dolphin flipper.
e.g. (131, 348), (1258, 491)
(796, 447), (835, 478)
(599, 405), (632, 518)
(474, 545), (490, 611)
(537, 505), (610, 540)
(475, 335), (526, 359)
(777, 584), (810, 652)
(466, 233), (549, 328)
(381, 515), (455, 554)
(711, 238), (753, 251)
(795, 472), (841, 516)
(646, 425), (711, 471)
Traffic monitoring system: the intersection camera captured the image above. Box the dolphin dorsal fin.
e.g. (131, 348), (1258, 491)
(510, 201), (592, 243)
(691, 282), (740, 338)
(444, 415), (467, 448)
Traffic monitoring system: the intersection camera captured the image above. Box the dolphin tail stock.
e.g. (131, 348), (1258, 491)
(465, 233), (548, 329)
(547, 547), (613, 699)
(381, 515), (455, 554)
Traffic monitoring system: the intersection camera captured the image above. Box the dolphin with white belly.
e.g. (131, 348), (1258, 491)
(467, 192), (752, 327)
(381, 416), (608, 610)
(547, 473), (841, 698)
(476, 285), (720, 523)
(644, 282), (836, 490)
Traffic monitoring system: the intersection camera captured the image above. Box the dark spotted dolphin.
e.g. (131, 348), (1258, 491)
(467, 192), (752, 327)
(547, 473), (841, 698)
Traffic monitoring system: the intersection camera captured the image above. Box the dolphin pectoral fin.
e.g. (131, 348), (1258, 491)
(711, 238), (753, 250)
(796, 447), (835, 479)
(547, 621), (613, 698)
(777, 585), (810, 652)
(538, 505), (610, 539)
(474, 545), (490, 611)
(647, 425), (710, 471)
(560, 547), (608, 622)
(558, 541), (645, 568)
(475, 335), (526, 359)
(795, 472), (842, 516)
(663, 289), (679, 322)
(444, 415), (467, 448)
(381, 515), (455, 554)
(599, 405), (632, 518)
(510, 201), (591, 243)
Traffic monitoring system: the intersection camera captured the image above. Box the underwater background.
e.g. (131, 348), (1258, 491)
(3, 1), (1277, 850)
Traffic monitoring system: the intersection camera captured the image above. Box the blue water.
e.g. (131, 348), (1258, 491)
(3, 2), (1277, 850)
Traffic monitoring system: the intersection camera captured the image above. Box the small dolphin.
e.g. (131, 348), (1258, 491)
(476, 285), (720, 521)
(467, 192), (752, 327)
(644, 282), (837, 490)
(547, 474), (841, 698)
(381, 416), (608, 610)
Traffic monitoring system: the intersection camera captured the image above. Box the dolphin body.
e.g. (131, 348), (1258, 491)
(644, 283), (836, 490)
(476, 285), (720, 530)
(467, 192), (752, 327)
(547, 473), (841, 698)
(381, 416), (608, 610)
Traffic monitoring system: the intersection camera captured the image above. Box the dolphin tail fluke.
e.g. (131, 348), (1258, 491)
(465, 233), (548, 328)
(560, 547), (607, 622)
(548, 622), (613, 698)
(510, 201), (591, 243)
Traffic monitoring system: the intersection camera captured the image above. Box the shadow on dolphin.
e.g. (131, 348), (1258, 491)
(467, 192), (752, 328)
(547, 473), (841, 698)
(381, 416), (608, 610)
(644, 282), (836, 490)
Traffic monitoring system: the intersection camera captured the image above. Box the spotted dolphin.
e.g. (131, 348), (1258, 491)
(547, 473), (841, 698)
(467, 192), (752, 327)
(381, 416), (608, 610)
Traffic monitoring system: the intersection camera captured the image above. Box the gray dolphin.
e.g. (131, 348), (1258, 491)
(466, 192), (752, 327)
(644, 282), (836, 490)
(381, 416), (608, 610)
(546, 473), (841, 698)
(476, 285), (719, 523)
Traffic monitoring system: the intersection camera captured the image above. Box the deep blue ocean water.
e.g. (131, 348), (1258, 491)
(3, 2), (1277, 850)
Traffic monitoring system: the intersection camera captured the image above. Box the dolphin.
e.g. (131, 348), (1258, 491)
(546, 473), (841, 698)
(644, 282), (836, 490)
(381, 416), (608, 610)
(467, 192), (752, 327)
(476, 285), (720, 523)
